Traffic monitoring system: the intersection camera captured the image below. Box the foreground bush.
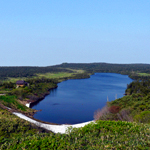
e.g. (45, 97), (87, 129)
(0, 108), (49, 138)
(0, 119), (149, 149)
(93, 106), (109, 120)
(134, 111), (150, 123)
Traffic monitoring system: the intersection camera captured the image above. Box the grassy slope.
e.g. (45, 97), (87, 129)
(0, 108), (51, 149)
(138, 73), (150, 76)
(109, 93), (150, 122)
(0, 95), (27, 111)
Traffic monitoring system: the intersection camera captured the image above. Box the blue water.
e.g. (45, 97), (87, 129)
(31, 73), (133, 124)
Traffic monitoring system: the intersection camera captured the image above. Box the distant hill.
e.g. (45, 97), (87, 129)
(0, 63), (150, 80)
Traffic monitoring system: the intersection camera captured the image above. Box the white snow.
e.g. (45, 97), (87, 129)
(13, 112), (94, 134)
(25, 103), (30, 108)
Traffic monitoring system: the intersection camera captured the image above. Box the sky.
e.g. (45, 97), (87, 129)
(0, 0), (150, 66)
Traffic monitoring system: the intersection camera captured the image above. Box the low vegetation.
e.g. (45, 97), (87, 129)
(94, 93), (150, 124)
(0, 108), (50, 146)
(0, 95), (27, 111)
(0, 112), (149, 150)
(138, 73), (150, 76)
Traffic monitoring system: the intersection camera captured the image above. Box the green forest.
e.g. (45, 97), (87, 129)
(0, 63), (150, 149)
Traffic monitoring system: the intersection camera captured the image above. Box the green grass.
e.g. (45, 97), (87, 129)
(0, 95), (27, 111)
(36, 72), (73, 79)
(36, 69), (85, 79)
(66, 68), (85, 73)
(138, 73), (150, 76)
(1, 69), (85, 83)
(2, 77), (27, 83)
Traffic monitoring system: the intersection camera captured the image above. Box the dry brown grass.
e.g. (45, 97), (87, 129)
(94, 106), (109, 121)
(117, 108), (133, 122)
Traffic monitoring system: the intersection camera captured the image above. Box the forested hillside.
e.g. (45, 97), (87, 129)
(55, 63), (150, 73)
(55, 63), (150, 78)
(0, 66), (73, 79)
(1, 63), (150, 80)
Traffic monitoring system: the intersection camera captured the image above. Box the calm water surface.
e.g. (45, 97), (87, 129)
(31, 73), (133, 124)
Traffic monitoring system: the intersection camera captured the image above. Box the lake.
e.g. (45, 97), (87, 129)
(31, 73), (133, 124)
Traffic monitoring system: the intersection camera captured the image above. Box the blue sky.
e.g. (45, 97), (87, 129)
(0, 0), (150, 66)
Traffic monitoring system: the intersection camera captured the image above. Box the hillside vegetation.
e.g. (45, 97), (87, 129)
(0, 109), (149, 149)
(94, 79), (150, 124)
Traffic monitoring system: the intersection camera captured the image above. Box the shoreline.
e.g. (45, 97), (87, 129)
(25, 75), (91, 108)
(24, 75), (92, 124)
(26, 86), (58, 108)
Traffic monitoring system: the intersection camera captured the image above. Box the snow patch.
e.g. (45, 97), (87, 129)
(13, 112), (94, 134)
(25, 103), (30, 108)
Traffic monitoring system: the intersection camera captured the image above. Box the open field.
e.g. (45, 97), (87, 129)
(138, 73), (150, 76)
(6, 77), (27, 83)
(36, 69), (85, 78)
(1, 69), (86, 83)
(36, 72), (73, 79)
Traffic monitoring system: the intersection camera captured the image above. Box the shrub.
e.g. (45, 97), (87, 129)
(117, 108), (133, 122)
(134, 111), (150, 123)
(108, 105), (120, 114)
(94, 106), (109, 120)
(1, 119), (150, 149)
